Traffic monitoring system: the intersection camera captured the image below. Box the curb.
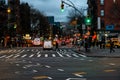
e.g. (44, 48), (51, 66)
(73, 49), (120, 58)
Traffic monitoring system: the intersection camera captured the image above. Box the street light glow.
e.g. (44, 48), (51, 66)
(113, 0), (116, 3)
(7, 8), (11, 13)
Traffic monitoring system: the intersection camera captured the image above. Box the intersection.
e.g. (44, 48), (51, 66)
(0, 47), (120, 80)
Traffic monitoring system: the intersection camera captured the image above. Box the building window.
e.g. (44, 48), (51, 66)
(100, 0), (104, 5)
(101, 10), (104, 16)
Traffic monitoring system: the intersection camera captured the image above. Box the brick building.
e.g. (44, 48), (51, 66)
(87, 0), (120, 33)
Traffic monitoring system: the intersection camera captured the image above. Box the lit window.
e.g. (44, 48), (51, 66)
(101, 10), (104, 16)
(100, 0), (104, 5)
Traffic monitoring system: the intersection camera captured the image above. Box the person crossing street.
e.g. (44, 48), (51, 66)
(110, 39), (115, 53)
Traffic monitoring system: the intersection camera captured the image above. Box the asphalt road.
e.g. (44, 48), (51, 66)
(0, 47), (120, 80)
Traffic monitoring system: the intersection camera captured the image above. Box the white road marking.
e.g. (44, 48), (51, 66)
(79, 54), (87, 58)
(72, 54), (79, 57)
(48, 77), (53, 79)
(29, 54), (34, 58)
(45, 54), (48, 57)
(0, 55), (6, 58)
(21, 54), (27, 58)
(57, 51), (63, 57)
(6, 54), (14, 58)
(57, 69), (64, 71)
(37, 51), (41, 55)
(74, 74), (84, 77)
(52, 54), (56, 57)
(37, 54), (41, 57)
(66, 54), (71, 57)
(45, 65), (51, 68)
(14, 55), (20, 58)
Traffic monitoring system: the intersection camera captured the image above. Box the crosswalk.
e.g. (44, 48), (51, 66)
(0, 49), (86, 59)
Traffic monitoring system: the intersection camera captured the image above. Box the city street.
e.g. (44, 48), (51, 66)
(0, 47), (120, 80)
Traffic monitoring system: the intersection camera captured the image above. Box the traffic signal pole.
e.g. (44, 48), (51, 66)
(61, 0), (83, 16)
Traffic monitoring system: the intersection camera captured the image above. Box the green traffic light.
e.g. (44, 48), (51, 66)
(86, 19), (90, 23)
(85, 17), (91, 25)
(61, 9), (64, 12)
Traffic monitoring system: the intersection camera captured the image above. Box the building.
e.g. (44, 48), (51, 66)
(87, 0), (120, 33)
(8, 0), (20, 35)
(0, 0), (7, 37)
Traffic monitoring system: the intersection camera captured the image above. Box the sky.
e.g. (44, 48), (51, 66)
(20, 0), (88, 22)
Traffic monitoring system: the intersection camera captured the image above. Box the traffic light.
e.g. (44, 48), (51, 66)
(61, 1), (64, 12)
(85, 16), (91, 25)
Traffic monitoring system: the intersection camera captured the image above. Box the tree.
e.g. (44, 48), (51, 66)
(67, 8), (85, 35)
(30, 7), (50, 37)
(19, 3), (31, 34)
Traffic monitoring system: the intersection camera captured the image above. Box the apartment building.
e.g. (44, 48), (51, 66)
(88, 0), (120, 33)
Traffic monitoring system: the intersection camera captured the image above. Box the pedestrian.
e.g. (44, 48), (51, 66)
(55, 41), (59, 50)
(110, 40), (115, 53)
(84, 38), (88, 52)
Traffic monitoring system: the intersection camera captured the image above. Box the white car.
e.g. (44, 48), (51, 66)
(43, 40), (53, 50)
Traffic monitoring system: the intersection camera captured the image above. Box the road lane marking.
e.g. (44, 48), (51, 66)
(33, 76), (49, 80)
(45, 65), (51, 68)
(66, 54), (71, 57)
(14, 55), (20, 58)
(73, 72), (87, 77)
(0, 55), (6, 58)
(57, 51), (63, 57)
(37, 54), (41, 57)
(21, 54), (27, 58)
(29, 54), (34, 58)
(52, 54), (56, 57)
(57, 69), (64, 71)
(27, 49), (30, 51)
(72, 54), (79, 57)
(66, 78), (86, 80)
(104, 69), (116, 72)
(79, 54), (87, 57)
(36, 51), (41, 55)
(45, 54), (48, 57)
(6, 54), (14, 58)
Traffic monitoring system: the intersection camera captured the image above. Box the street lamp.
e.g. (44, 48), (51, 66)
(7, 8), (11, 13)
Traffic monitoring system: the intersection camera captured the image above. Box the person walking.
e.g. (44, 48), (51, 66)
(110, 39), (115, 53)
(55, 41), (59, 50)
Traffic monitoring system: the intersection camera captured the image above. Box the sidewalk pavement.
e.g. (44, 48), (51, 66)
(73, 47), (120, 58)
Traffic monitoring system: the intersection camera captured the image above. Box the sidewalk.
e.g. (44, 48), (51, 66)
(73, 47), (120, 58)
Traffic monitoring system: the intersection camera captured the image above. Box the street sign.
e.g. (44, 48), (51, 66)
(106, 25), (114, 30)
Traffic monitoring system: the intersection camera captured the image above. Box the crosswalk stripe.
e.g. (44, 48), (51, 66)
(57, 52), (63, 57)
(13, 55), (20, 58)
(29, 54), (34, 58)
(66, 54), (71, 57)
(72, 54), (79, 57)
(45, 54), (48, 57)
(0, 55), (6, 58)
(37, 54), (41, 57)
(52, 54), (56, 57)
(37, 51), (41, 55)
(21, 54), (27, 58)
(6, 54), (14, 58)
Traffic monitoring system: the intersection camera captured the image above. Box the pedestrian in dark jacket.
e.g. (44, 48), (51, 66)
(110, 40), (115, 53)
(55, 41), (59, 50)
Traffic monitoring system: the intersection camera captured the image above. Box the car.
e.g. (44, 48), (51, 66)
(43, 40), (53, 50)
